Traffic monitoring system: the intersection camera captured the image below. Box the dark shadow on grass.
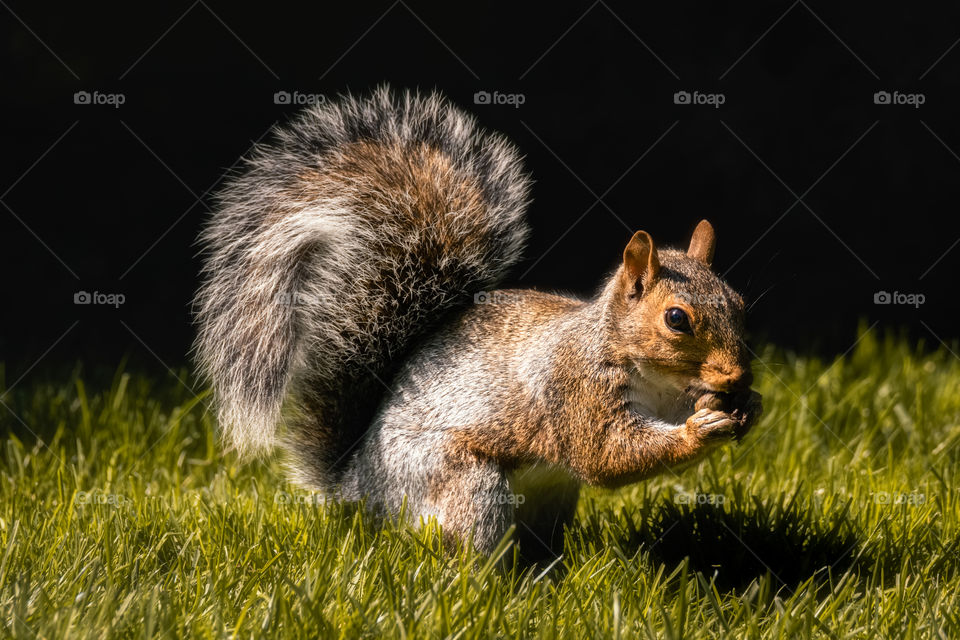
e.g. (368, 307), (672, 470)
(513, 526), (570, 580)
(577, 495), (876, 594)
(643, 503), (858, 592)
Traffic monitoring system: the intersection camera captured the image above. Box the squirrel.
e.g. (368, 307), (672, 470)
(195, 88), (762, 556)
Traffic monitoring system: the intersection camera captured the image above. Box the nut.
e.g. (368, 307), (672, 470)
(695, 391), (734, 412)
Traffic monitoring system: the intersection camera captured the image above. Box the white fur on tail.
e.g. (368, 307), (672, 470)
(194, 88), (531, 477)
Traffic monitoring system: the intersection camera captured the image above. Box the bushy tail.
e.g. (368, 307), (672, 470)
(194, 87), (531, 486)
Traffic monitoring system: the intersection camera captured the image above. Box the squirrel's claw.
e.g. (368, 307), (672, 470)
(731, 390), (763, 442)
(686, 408), (739, 441)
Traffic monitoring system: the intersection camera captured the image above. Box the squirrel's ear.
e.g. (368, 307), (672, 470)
(687, 219), (716, 266)
(622, 230), (660, 296)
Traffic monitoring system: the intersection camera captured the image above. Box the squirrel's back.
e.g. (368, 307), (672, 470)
(194, 88), (531, 486)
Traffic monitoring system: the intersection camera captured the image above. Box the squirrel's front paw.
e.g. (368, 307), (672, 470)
(694, 390), (763, 442)
(685, 408), (739, 442)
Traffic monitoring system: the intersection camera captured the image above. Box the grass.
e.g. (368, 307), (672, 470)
(2, 327), (960, 638)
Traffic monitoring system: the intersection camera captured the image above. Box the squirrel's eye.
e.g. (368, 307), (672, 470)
(664, 307), (692, 334)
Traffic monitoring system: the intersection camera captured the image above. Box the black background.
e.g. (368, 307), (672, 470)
(3, 1), (959, 378)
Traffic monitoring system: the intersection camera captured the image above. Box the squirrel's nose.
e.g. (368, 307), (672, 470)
(705, 366), (753, 392)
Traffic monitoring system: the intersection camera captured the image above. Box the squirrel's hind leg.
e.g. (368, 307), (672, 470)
(425, 453), (516, 556)
(342, 425), (516, 555)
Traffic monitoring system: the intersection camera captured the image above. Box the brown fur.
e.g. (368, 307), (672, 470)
(412, 227), (759, 489)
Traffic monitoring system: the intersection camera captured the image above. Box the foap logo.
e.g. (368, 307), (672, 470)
(674, 491), (726, 506)
(274, 490), (326, 505)
(474, 291), (523, 305)
(473, 91), (526, 108)
(274, 91), (326, 106)
(676, 291), (726, 306)
(874, 290), (925, 308)
(74, 291), (126, 308)
(673, 90), (725, 108)
(475, 493), (525, 506)
(274, 292), (332, 306)
(873, 90), (925, 108)
(74, 91), (126, 108)
(76, 491), (126, 506)
(872, 491), (926, 506)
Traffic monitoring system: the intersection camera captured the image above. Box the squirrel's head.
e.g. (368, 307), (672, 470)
(609, 220), (753, 397)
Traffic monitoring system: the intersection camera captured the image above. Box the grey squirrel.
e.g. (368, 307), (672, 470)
(195, 88), (762, 555)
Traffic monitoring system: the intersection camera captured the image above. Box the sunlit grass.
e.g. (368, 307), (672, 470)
(1, 327), (959, 638)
